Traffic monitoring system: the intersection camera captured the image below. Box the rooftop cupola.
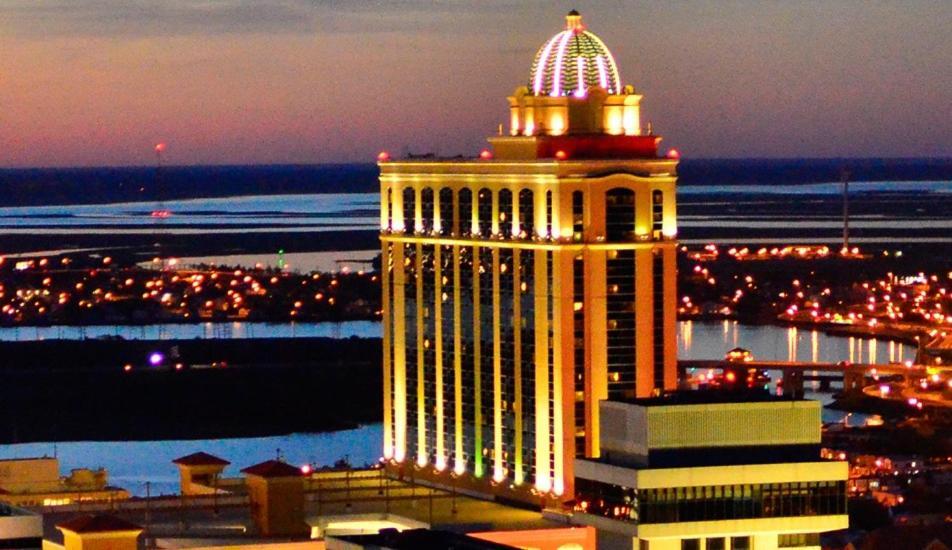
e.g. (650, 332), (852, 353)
(503, 11), (648, 146)
(528, 10), (622, 97)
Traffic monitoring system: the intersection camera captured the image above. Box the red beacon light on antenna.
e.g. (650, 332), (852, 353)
(377, 151), (391, 162)
(155, 143), (167, 153)
(554, 150), (568, 160)
(666, 148), (680, 160)
(479, 149), (493, 160)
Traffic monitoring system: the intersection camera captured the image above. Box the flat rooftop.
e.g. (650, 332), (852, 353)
(331, 528), (518, 550)
(38, 469), (557, 547)
(622, 390), (804, 407)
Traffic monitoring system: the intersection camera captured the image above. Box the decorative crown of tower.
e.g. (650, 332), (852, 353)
(493, 11), (662, 159)
(527, 10), (622, 97)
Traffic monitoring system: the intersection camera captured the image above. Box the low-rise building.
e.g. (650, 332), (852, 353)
(0, 457), (128, 507)
(571, 392), (849, 549)
(0, 502), (42, 550)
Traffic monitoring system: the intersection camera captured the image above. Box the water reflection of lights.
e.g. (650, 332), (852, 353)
(811, 331), (819, 363)
(787, 327), (798, 362)
(680, 320), (692, 350)
(679, 322), (914, 366)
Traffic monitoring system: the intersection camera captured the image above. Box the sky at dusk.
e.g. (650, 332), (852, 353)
(1, 1), (950, 168)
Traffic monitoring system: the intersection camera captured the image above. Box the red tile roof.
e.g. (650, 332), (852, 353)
(241, 460), (303, 478)
(172, 452), (231, 466)
(56, 514), (142, 534)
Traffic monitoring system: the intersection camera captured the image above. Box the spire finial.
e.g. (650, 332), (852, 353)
(565, 10), (583, 31)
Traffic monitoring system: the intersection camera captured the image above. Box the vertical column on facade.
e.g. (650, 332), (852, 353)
(533, 248), (551, 491)
(433, 186), (442, 235)
(492, 248), (503, 481)
(392, 243), (407, 462)
(551, 250), (574, 496)
(662, 245), (678, 390)
(380, 183), (390, 230)
(413, 188), (423, 233)
(415, 242), (426, 465)
(452, 245), (464, 474)
(635, 186), (651, 238)
(511, 187), (522, 238)
(472, 245), (483, 477)
(585, 249), (607, 457)
(555, 187), (570, 240)
(470, 186), (480, 236)
(662, 184), (677, 239)
(535, 186), (548, 238)
(549, 187), (562, 239)
(434, 246), (445, 470)
(512, 248), (524, 484)
(392, 184), (405, 233)
(382, 241), (393, 459)
(634, 246), (654, 397)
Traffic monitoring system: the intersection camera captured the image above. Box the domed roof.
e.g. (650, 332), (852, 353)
(528, 11), (622, 97)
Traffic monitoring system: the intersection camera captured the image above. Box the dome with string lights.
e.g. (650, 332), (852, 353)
(528, 10), (622, 97)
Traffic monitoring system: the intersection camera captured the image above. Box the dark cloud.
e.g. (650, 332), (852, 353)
(1, 1), (316, 36)
(0, 0), (549, 37)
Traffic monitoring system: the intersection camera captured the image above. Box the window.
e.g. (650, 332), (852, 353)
(517, 189), (534, 238)
(458, 189), (473, 236)
(498, 189), (513, 237)
(579, 480), (847, 525)
(606, 249), (636, 400)
(652, 189), (664, 235)
(605, 188), (635, 240)
(477, 188), (493, 236)
(572, 190), (584, 241)
(420, 188), (434, 233)
(681, 539), (700, 550)
(778, 533), (819, 548)
(403, 187), (416, 233)
(438, 188), (454, 236)
(706, 538), (725, 550)
(731, 536), (750, 550)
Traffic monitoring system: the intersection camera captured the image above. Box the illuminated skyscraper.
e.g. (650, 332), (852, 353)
(379, 11), (678, 502)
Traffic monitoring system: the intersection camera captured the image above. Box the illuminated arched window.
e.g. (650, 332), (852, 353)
(477, 188), (493, 236)
(605, 188), (635, 241)
(403, 187), (416, 233)
(498, 189), (513, 237)
(572, 190), (584, 241)
(518, 189), (534, 238)
(652, 189), (664, 235)
(438, 188), (454, 236)
(421, 187), (434, 233)
(458, 188), (473, 236)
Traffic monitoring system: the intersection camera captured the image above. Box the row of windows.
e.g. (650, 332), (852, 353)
(663, 534), (816, 550)
(576, 478), (847, 524)
(384, 186), (667, 242)
(676, 537), (750, 550)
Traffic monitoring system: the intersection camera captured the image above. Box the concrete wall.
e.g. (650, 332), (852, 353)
(0, 458), (60, 493)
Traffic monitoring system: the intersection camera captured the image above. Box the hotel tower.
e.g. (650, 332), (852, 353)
(379, 11), (678, 502)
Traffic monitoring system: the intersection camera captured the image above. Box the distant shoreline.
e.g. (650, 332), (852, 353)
(1, 158), (951, 208)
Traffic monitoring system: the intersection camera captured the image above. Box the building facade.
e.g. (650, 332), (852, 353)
(572, 395), (849, 549)
(0, 457), (129, 507)
(380, 11), (678, 502)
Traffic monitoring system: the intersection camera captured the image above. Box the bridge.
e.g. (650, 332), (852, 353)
(677, 359), (931, 397)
